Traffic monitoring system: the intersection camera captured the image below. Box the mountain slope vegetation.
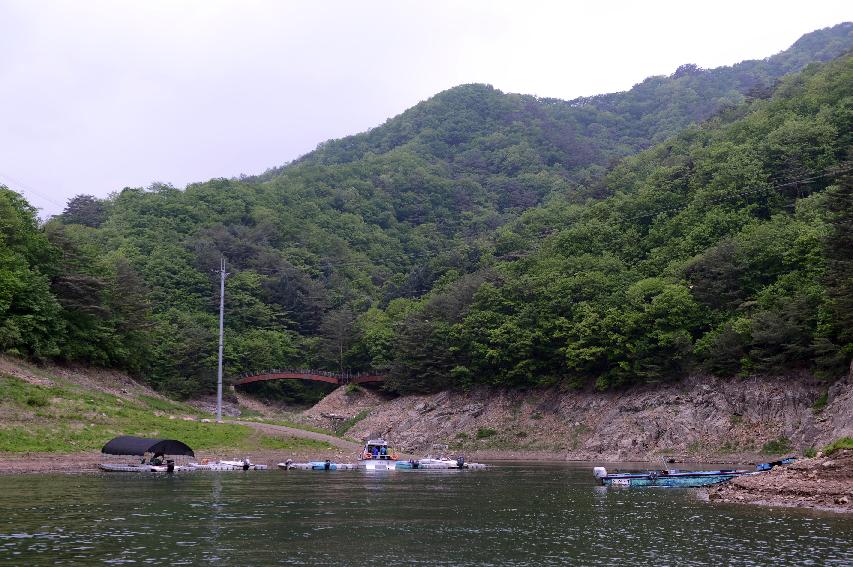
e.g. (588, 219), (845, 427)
(1, 23), (851, 399)
(387, 54), (852, 392)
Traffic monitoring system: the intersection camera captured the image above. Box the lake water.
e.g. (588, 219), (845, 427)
(0, 462), (851, 565)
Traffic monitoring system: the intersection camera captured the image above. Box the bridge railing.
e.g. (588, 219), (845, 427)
(234, 368), (386, 385)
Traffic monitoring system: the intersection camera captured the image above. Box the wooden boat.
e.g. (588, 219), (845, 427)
(593, 458), (796, 487)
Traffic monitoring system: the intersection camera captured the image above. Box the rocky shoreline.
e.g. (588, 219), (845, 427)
(707, 449), (852, 514)
(0, 445), (749, 474)
(5, 447), (852, 516)
(305, 373), (853, 462)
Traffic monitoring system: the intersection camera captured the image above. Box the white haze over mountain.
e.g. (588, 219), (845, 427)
(0, 0), (849, 217)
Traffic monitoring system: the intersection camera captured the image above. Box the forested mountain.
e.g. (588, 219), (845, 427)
(266, 22), (853, 173)
(386, 55), (852, 392)
(1, 23), (851, 399)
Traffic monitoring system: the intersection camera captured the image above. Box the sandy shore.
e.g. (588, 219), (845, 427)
(707, 449), (852, 514)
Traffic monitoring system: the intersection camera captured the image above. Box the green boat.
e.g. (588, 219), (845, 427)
(593, 458), (795, 488)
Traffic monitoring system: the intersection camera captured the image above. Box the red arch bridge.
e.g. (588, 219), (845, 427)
(233, 368), (386, 387)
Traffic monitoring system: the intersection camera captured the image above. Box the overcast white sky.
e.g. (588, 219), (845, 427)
(1, 1), (849, 217)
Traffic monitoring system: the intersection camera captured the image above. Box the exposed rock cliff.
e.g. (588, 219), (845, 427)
(304, 372), (852, 462)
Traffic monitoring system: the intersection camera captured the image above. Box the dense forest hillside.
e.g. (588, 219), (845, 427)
(386, 55), (852, 392)
(1, 23), (851, 400)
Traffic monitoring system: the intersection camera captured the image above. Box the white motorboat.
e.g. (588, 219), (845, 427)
(359, 439), (400, 470)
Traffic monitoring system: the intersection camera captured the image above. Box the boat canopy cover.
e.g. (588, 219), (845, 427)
(101, 436), (195, 457)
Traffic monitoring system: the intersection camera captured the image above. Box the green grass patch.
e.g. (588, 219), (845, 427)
(761, 436), (793, 455)
(238, 407), (264, 418)
(0, 374), (314, 454)
(1, 375), (50, 406)
(336, 409), (370, 435)
(822, 437), (853, 455)
(136, 394), (198, 415)
(811, 392), (828, 414)
(344, 383), (363, 395)
(475, 427), (497, 440)
(804, 447), (817, 458)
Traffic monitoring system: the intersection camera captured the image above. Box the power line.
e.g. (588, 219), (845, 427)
(615, 166), (853, 224)
(0, 171), (66, 210)
(248, 247), (483, 272)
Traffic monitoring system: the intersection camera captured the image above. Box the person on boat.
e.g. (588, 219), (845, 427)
(371, 446), (379, 458)
(379, 446), (387, 458)
(150, 453), (164, 466)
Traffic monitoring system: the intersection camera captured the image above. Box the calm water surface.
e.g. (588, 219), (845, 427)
(0, 462), (851, 565)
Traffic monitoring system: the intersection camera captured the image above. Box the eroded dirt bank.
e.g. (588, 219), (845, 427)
(306, 372), (853, 463)
(708, 449), (853, 513)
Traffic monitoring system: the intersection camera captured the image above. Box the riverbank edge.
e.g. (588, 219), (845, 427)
(702, 449), (853, 514)
(0, 446), (787, 474)
(7, 447), (852, 515)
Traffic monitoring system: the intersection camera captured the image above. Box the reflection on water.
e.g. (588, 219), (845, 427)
(0, 462), (851, 565)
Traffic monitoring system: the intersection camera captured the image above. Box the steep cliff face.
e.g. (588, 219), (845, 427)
(305, 372), (852, 461)
(817, 361), (853, 444)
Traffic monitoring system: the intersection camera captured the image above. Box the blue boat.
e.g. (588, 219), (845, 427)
(309, 461), (357, 470)
(593, 457), (796, 488)
(594, 467), (750, 487)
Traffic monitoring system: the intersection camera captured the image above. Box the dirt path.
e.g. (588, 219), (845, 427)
(229, 420), (362, 452)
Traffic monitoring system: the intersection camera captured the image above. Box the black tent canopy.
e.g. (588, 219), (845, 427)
(101, 436), (195, 457)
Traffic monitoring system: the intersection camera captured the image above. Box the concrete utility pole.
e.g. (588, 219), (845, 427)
(216, 257), (229, 423)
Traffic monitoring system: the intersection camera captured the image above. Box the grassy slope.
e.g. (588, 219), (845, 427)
(0, 358), (333, 454)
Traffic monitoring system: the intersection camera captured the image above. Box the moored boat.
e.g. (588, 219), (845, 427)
(593, 467), (752, 487)
(189, 459), (267, 471)
(98, 463), (183, 473)
(395, 457), (486, 470)
(275, 439), (488, 472)
(277, 460), (357, 470)
(593, 458), (796, 487)
(309, 460), (357, 470)
(360, 439), (399, 470)
(98, 435), (195, 473)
